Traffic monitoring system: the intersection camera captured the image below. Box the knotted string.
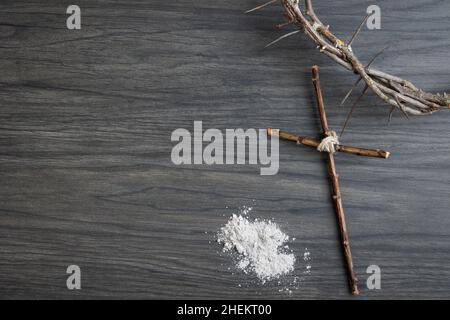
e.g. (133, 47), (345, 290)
(317, 131), (339, 154)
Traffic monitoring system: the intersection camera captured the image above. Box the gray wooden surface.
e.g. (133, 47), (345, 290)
(1, 0), (450, 299)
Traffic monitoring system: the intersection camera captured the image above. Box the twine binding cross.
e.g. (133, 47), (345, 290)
(317, 131), (339, 153)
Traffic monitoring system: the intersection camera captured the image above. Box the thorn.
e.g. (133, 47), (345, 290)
(366, 44), (390, 68)
(348, 14), (370, 47)
(394, 96), (410, 120)
(341, 77), (362, 106)
(340, 85), (369, 137)
(275, 20), (294, 29)
(265, 30), (300, 48)
(341, 45), (389, 107)
(245, 0), (277, 14)
(388, 106), (395, 125)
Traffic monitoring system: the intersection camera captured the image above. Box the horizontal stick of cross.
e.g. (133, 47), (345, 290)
(267, 129), (390, 159)
(269, 65), (390, 296)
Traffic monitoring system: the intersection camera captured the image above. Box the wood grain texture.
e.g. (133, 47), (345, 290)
(0, 0), (449, 299)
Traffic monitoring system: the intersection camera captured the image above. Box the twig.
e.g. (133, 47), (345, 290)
(267, 128), (390, 158)
(312, 65), (359, 296)
(277, 0), (450, 115)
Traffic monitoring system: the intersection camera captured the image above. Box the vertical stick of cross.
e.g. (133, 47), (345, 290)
(268, 65), (390, 295)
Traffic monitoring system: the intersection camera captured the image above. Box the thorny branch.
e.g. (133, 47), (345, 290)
(255, 0), (450, 115)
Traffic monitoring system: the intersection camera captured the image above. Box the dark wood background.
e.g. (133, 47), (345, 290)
(1, 0), (449, 299)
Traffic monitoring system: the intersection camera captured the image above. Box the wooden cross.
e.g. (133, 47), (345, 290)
(268, 66), (390, 296)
